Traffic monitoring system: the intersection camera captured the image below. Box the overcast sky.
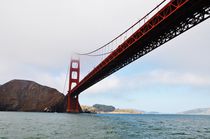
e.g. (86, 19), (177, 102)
(0, 0), (210, 113)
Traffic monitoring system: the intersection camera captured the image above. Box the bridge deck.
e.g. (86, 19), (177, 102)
(69, 0), (210, 96)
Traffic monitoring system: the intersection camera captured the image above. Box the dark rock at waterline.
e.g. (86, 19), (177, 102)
(0, 80), (66, 112)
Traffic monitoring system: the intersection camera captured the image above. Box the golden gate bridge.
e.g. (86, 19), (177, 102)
(65, 0), (210, 112)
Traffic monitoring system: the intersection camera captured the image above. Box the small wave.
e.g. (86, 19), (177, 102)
(171, 132), (189, 136)
(0, 137), (8, 139)
(197, 130), (201, 133)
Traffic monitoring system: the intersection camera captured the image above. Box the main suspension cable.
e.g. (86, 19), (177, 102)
(76, 0), (167, 57)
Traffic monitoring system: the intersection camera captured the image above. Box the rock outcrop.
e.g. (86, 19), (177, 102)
(81, 105), (97, 113)
(0, 80), (65, 112)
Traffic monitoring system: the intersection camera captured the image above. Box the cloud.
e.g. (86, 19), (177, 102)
(32, 71), (67, 94)
(122, 69), (210, 90)
(85, 76), (121, 94)
(79, 69), (210, 95)
(146, 70), (210, 86)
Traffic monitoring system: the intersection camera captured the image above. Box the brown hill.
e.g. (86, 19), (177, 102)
(0, 80), (66, 112)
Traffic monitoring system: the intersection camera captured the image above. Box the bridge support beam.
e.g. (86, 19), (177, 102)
(66, 58), (82, 113)
(67, 94), (82, 113)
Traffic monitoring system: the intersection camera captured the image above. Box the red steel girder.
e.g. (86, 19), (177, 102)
(66, 59), (82, 113)
(71, 0), (210, 96)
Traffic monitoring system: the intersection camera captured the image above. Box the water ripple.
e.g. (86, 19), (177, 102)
(0, 112), (210, 139)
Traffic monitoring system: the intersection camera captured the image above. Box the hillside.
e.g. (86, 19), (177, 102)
(93, 104), (115, 112)
(0, 80), (65, 112)
(108, 108), (144, 114)
(179, 108), (210, 115)
(81, 104), (144, 114)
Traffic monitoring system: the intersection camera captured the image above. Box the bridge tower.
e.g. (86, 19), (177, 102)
(66, 58), (82, 113)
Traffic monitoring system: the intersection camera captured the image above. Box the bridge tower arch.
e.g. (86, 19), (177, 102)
(66, 58), (82, 113)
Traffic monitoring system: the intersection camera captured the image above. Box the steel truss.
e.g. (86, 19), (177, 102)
(71, 0), (210, 96)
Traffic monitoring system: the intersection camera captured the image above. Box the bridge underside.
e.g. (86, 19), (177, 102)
(70, 0), (210, 97)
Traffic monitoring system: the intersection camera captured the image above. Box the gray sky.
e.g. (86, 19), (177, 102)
(0, 0), (210, 113)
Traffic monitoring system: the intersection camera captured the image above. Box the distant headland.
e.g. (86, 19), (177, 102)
(82, 104), (144, 114)
(178, 108), (210, 115)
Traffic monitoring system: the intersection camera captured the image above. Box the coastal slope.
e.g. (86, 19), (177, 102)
(82, 104), (144, 114)
(0, 80), (65, 112)
(179, 108), (210, 115)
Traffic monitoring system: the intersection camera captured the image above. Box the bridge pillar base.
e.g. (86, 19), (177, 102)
(66, 94), (82, 113)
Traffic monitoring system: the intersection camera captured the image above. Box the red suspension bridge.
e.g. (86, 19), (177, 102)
(66, 0), (210, 113)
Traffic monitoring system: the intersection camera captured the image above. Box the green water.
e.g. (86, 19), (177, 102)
(0, 112), (210, 139)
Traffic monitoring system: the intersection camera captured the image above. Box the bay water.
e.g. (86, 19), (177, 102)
(0, 112), (210, 139)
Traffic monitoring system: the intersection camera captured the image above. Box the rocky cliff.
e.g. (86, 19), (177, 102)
(0, 80), (65, 112)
